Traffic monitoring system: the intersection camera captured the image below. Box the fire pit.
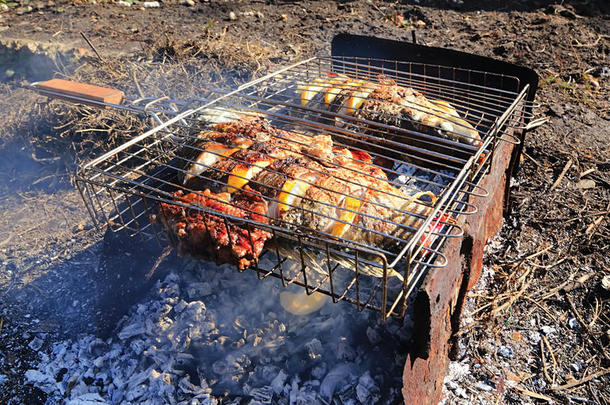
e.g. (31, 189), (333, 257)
(29, 34), (539, 405)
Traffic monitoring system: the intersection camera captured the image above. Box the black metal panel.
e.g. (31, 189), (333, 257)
(331, 34), (538, 101)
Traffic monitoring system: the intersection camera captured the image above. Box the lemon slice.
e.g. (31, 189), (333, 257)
(227, 159), (274, 193)
(277, 179), (310, 213)
(200, 143), (240, 166)
(323, 77), (353, 104)
(346, 86), (374, 114)
(299, 78), (326, 106)
(331, 196), (361, 238)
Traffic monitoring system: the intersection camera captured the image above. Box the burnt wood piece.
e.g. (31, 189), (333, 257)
(401, 137), (515, 405)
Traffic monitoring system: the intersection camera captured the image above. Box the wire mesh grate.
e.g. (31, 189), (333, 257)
(75, 57), (529, 319)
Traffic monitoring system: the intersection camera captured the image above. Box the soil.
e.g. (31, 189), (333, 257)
(0, 0), (608, 404)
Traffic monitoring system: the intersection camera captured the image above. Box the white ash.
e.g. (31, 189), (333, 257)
(392, 163), (455, 196)
(26, 260), (412, 404)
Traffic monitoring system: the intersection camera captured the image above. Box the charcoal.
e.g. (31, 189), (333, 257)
(356, 372), (380, 404)
(118, 323), (146, 340)
(293, 380), (320, 405)
(26, 266), (411, 404)
(25, 369), (56, 393)
(249, 386), (273, 404)
(336, 339), (356, 361)
(129, 339), (146, 356)
(366, 326), (381, 345)
(270, 369), (287, 394)
(125, 384), (146, 401)
(66, 393), (107, 405)
(305, 338), (323, 360)
(319, 363), (357, 400)
(187, 282), (213, 298)
(337, 383), (358, 405)
(289, 377), (299, 405)
(28, 336), (44, 351)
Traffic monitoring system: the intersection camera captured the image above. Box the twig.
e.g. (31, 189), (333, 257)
(0, 232), (13, 248)
(564, 293), (610, 361)
(145, 245), (173, 280)
(473, 352), (496, 377)
(552, 368), (610, 391)
(580, 168), (596, 178)
(524, 296), (560, 322)
(491, 268), (533, 315)
(522, 152), (540, 167)
(541, 338), (552, 384)
(80, 32), (105, 63)
(529, 257), (567, 269)
(512, 385), (554, 402)
(482, 246), (551, 314)
(542, 335), (558, 385)
(550, 159), (573, 192)
(586, 215), (604, 238)
(533, 272), (592, 303)
(132, 70), (145, 98)
(565, 294), (589, 332)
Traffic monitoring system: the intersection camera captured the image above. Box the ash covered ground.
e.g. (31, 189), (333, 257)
(0, 0), (609, 404)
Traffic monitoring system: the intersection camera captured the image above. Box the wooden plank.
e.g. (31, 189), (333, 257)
(35, 79), (124, 105)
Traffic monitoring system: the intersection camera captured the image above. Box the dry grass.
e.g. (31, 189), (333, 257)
(0, 31), (284, 168)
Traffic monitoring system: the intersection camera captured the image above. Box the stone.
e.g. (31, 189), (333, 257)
(229, 11), (237, 21)
(183, 0), (195, 5)
(142, 1), (160, 7)
(497, 346), (513, 358)
(602, 275), (610, 291)
(475, 381), (493, 392)
(576, 179), (596, 189)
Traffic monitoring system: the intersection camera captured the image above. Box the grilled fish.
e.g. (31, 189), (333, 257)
(299, 73), (482, 147)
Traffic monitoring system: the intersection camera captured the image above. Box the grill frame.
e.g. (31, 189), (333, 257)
(74, 56), (529, 320)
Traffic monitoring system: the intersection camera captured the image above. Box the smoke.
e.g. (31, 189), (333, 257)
(23, 233), (415, 404)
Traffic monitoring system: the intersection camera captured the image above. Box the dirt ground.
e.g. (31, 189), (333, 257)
(0, 0), (608, 403)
